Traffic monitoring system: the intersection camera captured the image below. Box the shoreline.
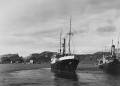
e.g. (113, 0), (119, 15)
(0, 63), (50, 73)
(0, 63), (102, 73)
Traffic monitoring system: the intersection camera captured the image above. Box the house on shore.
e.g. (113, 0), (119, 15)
(0, 54), (24, 64)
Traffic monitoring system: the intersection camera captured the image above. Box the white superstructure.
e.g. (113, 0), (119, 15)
(51, 55), (75, 64)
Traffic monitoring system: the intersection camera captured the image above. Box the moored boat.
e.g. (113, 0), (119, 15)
(51, 18), (79, 74)
(98, 42), (120, 74)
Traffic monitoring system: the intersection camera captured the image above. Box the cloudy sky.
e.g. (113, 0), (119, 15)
(0, 0), (120, 56)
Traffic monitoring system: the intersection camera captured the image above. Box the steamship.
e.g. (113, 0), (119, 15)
(98, 41), (120, 74)
(51, 18), (79, 74)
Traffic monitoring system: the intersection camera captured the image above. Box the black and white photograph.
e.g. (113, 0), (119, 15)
(0, 0), (120, 86)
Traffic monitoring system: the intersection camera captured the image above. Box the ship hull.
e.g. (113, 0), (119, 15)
(99, 59), (120, 74)
(51, 59), (79, 74)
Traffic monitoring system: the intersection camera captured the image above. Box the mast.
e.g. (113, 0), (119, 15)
(117, 34), (120, 58)
(68, 17), (72, 55)
(63, 38), (66, 55)
(59, 30), (62, 54)
(112, 39), (113, 45)
(111, 40), (114, 54)
(111, 40), (116, 59)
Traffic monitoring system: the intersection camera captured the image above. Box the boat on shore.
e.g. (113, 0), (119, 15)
(51, 18), (79, 74)
(98, 42), (120, 74)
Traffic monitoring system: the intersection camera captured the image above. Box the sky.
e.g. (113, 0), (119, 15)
(0, 0), (120, 56)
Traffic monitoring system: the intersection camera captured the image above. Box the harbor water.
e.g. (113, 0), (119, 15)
(0, 65), (120, 86)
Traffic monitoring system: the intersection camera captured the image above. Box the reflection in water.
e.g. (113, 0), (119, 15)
(54, 72), (78, 81)
(53, 73), (80, 86)
(105, 74), (120, 86)
(0, 67), (120, 86)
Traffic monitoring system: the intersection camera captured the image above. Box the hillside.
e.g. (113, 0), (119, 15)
(26, 51), (56, 64)
(0, 51), (110, 64)
(75, 51), (111, 64)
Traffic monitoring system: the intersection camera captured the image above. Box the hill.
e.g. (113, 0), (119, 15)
(75, 51), (111, 64)
(26, 51), (56, 64)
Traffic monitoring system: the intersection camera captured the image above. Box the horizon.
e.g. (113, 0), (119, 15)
(0, 0), (120, 56)
(0, 48), (113, 57)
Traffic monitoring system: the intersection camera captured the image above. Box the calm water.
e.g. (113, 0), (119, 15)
(0, 67), (120, 86)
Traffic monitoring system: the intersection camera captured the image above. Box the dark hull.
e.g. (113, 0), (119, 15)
(51, 59), (79, 74)
(99, 59), (120, 75)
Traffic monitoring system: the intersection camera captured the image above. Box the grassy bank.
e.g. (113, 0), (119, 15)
(0, 63), (50, 73)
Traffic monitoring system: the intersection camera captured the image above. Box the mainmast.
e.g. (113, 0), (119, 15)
(68, 17), (72, 55)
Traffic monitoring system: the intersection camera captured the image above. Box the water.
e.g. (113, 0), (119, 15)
(0, 67), (120, 86)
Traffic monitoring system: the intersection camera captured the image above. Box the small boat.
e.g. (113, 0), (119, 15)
(98, 42), (120, 74)
(51, 18), (79, 74)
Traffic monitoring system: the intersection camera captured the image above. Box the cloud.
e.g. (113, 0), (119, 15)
(72, 28), (89, 35)
(1, 0), (120, 56)
(14, 28), (59, 38)
(96, 25), (116, 36)
(4, 0), (120, 29)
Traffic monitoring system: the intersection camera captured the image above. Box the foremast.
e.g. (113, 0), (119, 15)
(59, 30), (62, 54)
